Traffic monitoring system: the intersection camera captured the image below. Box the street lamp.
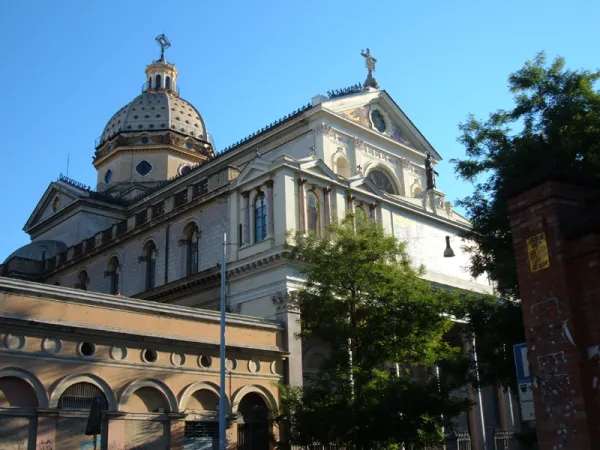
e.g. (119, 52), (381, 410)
(444, 236), (455, 258)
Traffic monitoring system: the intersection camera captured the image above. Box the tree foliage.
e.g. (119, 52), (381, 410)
(276, 215), (471, 449)
(452, 52), (600, 299)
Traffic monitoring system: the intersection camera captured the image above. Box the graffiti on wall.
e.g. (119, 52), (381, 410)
(529, 296), (577, 447)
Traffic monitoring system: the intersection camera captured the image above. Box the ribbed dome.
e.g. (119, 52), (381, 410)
(4, 240), (67, 263)
(98, 91), (207, 147)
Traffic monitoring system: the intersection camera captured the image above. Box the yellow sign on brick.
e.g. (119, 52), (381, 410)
(527, 232), (550, 272)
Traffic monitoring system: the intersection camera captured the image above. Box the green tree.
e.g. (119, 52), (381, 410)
(452, 52), (600, 299)
(276, 215), (470, 449)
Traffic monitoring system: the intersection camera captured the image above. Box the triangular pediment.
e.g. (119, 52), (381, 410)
(298, 158), (339, 181)
(321, 90), (442, 161)
(24, 181), (85, 232)
(349, 176), (386, 197)
(234, 157), (273, 187)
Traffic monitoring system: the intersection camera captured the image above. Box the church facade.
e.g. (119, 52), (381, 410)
(0, 36), (518, 449)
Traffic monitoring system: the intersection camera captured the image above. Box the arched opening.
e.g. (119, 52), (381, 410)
(166, 76), (171, 90)
(56, 382), (109, 449)
(184, 390), (220, 448)
(307, 192), (320, 236)
(124, 386), (170, 413)
(76, 270), (89, 290)
(368, 168), (397, 195)
(334, 154), (350, 178)
(0, 376), (40, 448)
(254, 193), (267, 243)
(148, 77), (152, 89)
(106, 256), (120, 295)
(237, 393), (270, 450)
(155, 74), (162, 89)
(183, 223), (200, 276)
(123, 385), (171, 448)
(0, 377), (39, 408)
(142, 241), (157, 290)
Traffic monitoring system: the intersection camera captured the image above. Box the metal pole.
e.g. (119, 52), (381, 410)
(219, 231), (227, 450)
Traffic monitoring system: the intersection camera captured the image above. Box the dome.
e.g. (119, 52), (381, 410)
(4, 240), (67, 263)
(98, 91), (207, 147)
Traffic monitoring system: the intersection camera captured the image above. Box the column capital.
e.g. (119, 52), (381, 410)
(242, 191), (250, 199)
(298, 178), (307, 185)
(323, 186), (333, 193)
(266, 179), (274, 188)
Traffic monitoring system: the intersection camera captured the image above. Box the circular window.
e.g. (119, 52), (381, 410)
(179, 165), (192, 176)
(140, 136), (149, 144)
(225, 358), (237, 371)
(199, 355), (213, 368)
(104, 169), (113, 184)
(143, 349), (158, 363)
(78, 342), (96, 357)
(52, 196), (60, 212)
(136, 161), (152, 176)
(371, 109), (386, 133)
(185, 142), (193, 150)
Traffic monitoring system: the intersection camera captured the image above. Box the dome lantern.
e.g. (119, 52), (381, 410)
(145, 34), (178, 93)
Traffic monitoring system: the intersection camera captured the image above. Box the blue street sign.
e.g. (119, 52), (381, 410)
(514, 343), (531, 383)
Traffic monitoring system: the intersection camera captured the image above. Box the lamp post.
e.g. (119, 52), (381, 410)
(219, 232), (227, 450)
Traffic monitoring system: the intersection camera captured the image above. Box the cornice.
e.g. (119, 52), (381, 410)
(0, 277), (283, 331)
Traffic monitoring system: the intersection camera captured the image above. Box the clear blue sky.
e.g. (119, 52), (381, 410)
(1, 0), (598, 260)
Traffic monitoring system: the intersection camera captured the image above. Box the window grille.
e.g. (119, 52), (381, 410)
(58, 382), (109, 411)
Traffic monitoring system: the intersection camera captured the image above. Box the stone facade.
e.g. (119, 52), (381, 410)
(0, 40), (518, 449)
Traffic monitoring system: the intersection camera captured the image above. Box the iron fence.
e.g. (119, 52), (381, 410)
(493, 430), (521, 450)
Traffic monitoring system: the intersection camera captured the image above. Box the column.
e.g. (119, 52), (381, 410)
(169, 414), (187, 450)
(274, 292), (303, 387)
(369, 203), (376, 221)
(298, 179), (307, 232)
(497, 386), (516, 431)
(36, 413), (57, 450)
(323, 187), (332, 227)
(266, 180), (274, 236)
(106, 413), (126, 449)
(346, 194), (355, 215)
(242, 191), (250, 245)
(464, 337), (486, 450)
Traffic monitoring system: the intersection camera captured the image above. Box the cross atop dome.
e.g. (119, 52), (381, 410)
(155, 34), (171, 61)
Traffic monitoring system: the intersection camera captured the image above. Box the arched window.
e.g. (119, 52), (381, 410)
(184, 223), (199, 276)
(76, 270), (89, 291)
(143, 242), (157, 290)
(58, 382), (109, 411)
(107, 257), (120, 295)
(254, 193), (267, 243)
(368, 169), (397, 195)
(307, 193), (320, 236)
(166, 76), (171, 90)
(334, 155), (350, 178)
(238, 393), (270, 450)
(148, 77), (152, 89)
(155, 74), (162, 89)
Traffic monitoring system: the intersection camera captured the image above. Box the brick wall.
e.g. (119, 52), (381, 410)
(507, 176), (600, 450)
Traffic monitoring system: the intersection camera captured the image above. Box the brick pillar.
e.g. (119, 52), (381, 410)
(267, 180), (274, 236)
(507, 175), (600, 450)
(242, 191), (250, 245)
(298, 179), (306, 232)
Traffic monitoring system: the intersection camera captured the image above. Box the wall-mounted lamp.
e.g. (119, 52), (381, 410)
(444, 236), (455, 258)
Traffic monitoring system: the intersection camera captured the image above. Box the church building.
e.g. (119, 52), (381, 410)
(0, 36), (518, 449)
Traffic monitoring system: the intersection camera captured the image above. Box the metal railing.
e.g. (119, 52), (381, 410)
(493, 430), (522, 450)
